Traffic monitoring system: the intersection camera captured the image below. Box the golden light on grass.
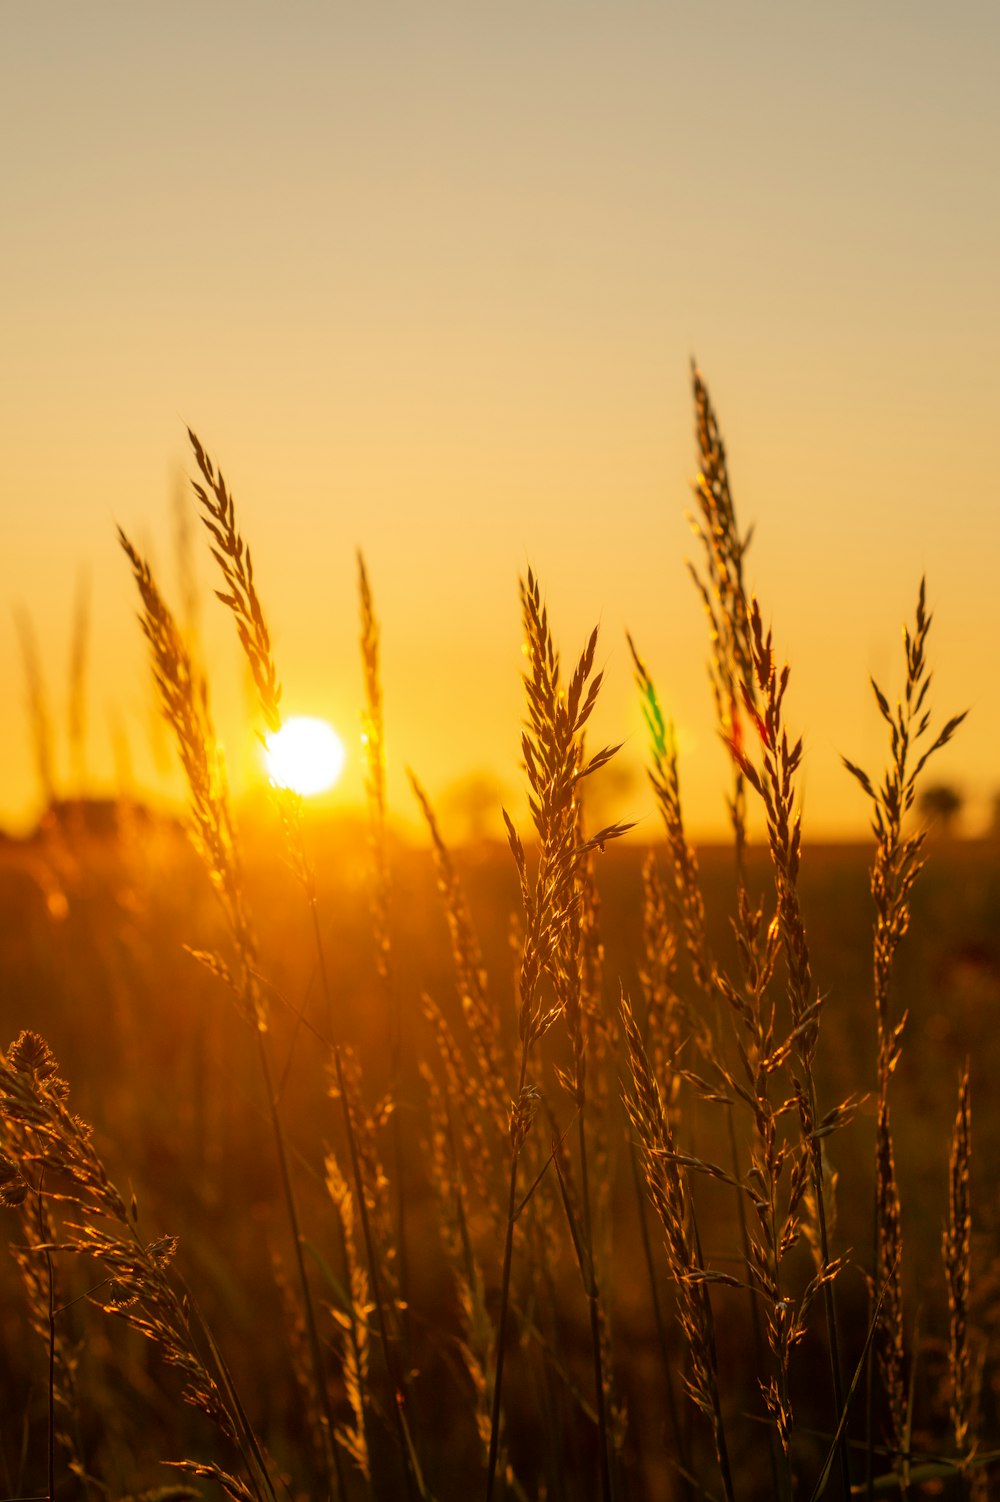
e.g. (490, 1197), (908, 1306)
(35, 373), (976, 1501)
(263, 716), (346, 796)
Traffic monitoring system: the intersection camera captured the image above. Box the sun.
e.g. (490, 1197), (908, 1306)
(263, 717), (346, 797)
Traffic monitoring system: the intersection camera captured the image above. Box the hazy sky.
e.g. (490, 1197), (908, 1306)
(2, 4), (997, 841)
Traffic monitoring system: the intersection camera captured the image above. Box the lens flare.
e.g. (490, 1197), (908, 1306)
(263, 717), (346, 797)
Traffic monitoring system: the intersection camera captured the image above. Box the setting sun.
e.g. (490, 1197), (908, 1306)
(263, 717), (346, 797)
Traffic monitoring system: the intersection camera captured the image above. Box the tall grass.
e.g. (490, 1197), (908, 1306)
(0, 369), (991, 1502)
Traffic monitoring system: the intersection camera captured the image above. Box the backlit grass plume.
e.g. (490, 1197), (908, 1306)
(485, 571), (631, 1499)
(183, 436), (426, 1500)
(188, 429), (281, 734)
(843, 578), (967, 1483)
(117, 527), (260, 1021)
(0, 1030), (275, 1502)
(0, 371), (988, 1500)
(620, 990), (736, 1502)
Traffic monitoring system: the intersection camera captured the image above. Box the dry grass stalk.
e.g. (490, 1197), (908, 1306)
(118, 529), (262, 1022)
(187, 429), (281, 734)
(187, 429), (311, 894)
(631, 855), (698, 1487)
(421, 942), (569, 1473)
(619, 991), (736, 1502)
(326, 1148), (372, 1482)
(627, 637), (713, 1004)
(944, 1067), (979, 1472)
(269, 1247), (330, 1482)
(688, 362), (756, 869)
(422, 991), (505, 1232)
(714, 921), (810, 1483)
(118, 526), (345, 1491)
(690, 374), (799, 1480)
(553, 813), (623, 1494)
(639, 853), (686, 1079)
(842, 576), (967, 1064)
(410, 773), (510, 1146)
(358, 551), (394, 1010)
(183, 433), (424, 1497)
(419, 1049), (507, 1477)
(5, 1176), (87, 1479)
(843, 578), (967, 1476)
(413, 766), (540, 1471)
(726, 602), (815, 1053)
(726, 596), (856, 1494)
(687, 369), (797, 1492)
(630, 625), (789, 1483)
(485, 570), (630, 1502)
(0, 1031), (274, 1502)
(330, 1046), (399, 1301)
(872, 1095), (907, 1472)
(358, 553), (411, 1330)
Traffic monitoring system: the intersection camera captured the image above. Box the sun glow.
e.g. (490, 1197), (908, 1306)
(263, 717), (346, 797)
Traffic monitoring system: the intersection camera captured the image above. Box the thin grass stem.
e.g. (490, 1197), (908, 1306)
(486, 1046), (530, 1502)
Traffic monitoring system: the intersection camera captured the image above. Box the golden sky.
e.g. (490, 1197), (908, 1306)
(2, 4), (997, 841)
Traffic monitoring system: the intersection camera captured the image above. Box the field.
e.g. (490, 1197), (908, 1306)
(1, 377), (997, 1502)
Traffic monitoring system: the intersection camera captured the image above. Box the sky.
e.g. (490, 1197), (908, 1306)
(2, 3), (998, 843)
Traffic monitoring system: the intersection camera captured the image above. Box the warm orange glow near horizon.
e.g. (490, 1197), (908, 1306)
(1, 7), (997, 843)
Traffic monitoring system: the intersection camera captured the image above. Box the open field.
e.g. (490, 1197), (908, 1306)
(2, 813), (999, 1500)
(5, 7), (998, 1497)
(1, 376), (995, 1502)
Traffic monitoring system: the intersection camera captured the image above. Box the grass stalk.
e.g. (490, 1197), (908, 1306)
(45, 1209), (54, 1502)
(487, 568), (629, 1500)
(485, 1045), (530, 1502)
(118, 528), (339, 1497)
(620, 993), (736, 1502)
(626, 1140), (691, 1495)
(3, 1031), (277, 1502)
(358, 552), (411, 1340)
(629, 634), (787, 1482)
(311, 899), (426, 1501)
(576, 1115), (613, 1502)
(252, 1019), (342, 1493)
(843, 577), (967, 1491)
(726, 596), (854, 1497)
(184, 436), (428, 1493)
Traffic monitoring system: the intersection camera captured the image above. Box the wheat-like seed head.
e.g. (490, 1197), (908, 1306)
(0, 1033), (269, 1498)
(627, 633), (714, 1002)
(187, 430), (281, 733)
(358, 551), (386, 826)
(511, 570), (630, 1051)
(839, 580), (968, 1463)
(118, 529), (264, 1026)
(843, 578), (968, 1062)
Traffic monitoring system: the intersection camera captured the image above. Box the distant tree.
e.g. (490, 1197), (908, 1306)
(585, 758), (640, 832)
(443, 772), (508, 845)
(989, 791), (1000, 841)
(918, 781), (963, 835)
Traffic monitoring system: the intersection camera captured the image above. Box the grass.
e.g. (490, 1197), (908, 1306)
(0, 368), (994, 1501)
